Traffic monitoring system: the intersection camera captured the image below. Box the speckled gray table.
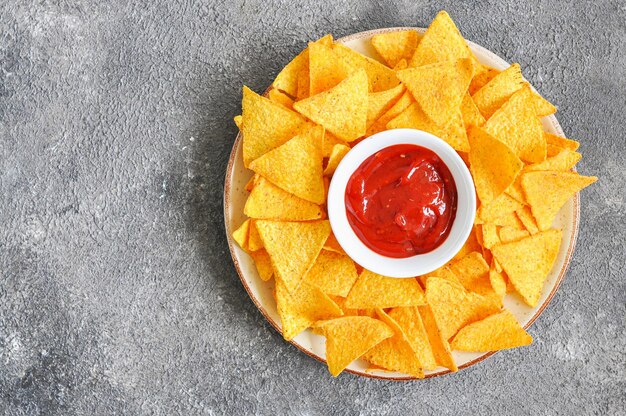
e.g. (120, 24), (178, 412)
(1, 1), (624, 415)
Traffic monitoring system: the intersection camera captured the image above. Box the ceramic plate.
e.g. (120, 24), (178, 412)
(223, 28), (579, 380)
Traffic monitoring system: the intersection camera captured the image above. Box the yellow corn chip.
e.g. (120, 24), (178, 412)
(345, 270), (426, 309)
(397, 58), (474, 126)
(296, 66), (310, 101)
(316, 316), (394, 376)
(478, 193), (525, 224)
(249, 125), (325, 204)
(367, 84), (405, 128)
(322, 132), (347, 158)
(389, 307), (437, 370)
(409, 11), (475, 67)
(481, 224), (500, 249)
(461, 93), (485, 128)
(484, 85), (546, 163)
(371, 30), (420, 68)
(451, 225), (482, 263)
(250, 249), (273, 281)
(522, 171), (597, 230)
(418, 265), (463, 288)
(451, 310), (532, 351)
(489, 267), (507, 301)
(268, 88), (295, 109)
(393, 59), (408, 70)
(468, 126), (523, 205)
(545, 133), (580, 151)
(324, 144), (351, 177)
(469, 65), (500, 95)
(387, 102), (469, 152)
(529, 87), (557, 117)
(515, 206), (540, 234)
(448, 251), (491, 293)
(256, 220), (330, 292)
(499, 226), (530, 243)
(472, 63), (524, 118)
(505, 175), (526, 205)
(309, 41), (351, 96)
(363, 309), (424, 378)
(232, 219), (250, 250)
(305, 251), (358, 297)
(244, 174), (258, 192)
(367, 90), (414, 135)
(525, 149), (581, 172)
(242, 86), (311, 166)
(234, 115), (243, 129)
(546, 144), (563, 157)
(244, 176), (324, 221)
(247, 220), (264, 251)
(272, 35), (333, 97)
(294, 70), (368, 142)
(492, 229), (562, 306)
(276, 278), (342, 340)
(425, 277), (500, 340)
(418, 305), (458, 372)
(331, 43), (400, 92)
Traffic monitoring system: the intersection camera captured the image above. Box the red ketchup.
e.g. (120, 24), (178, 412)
(345, 144), (457, 258)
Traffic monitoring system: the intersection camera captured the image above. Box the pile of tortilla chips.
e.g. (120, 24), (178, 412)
(231, 11), (596, 378)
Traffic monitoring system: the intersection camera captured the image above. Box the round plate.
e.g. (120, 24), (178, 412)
(223, 28), (580, 380)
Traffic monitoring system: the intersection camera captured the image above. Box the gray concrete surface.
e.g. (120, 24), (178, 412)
(0, 1), (624, 415)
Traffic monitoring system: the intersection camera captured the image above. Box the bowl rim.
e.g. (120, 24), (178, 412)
(327, 128), (476, 278)
(222, 27), (581, 380)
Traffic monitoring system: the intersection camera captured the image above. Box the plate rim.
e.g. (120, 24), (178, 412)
(223, 27), (581, 380)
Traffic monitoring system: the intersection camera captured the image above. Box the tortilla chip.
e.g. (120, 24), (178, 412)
(294, 70), (368, 142)
(545, 133), (580, 151)
(268, 88), (295, 109)
(448, 251), (491, 293)
(256, 220), (330, 292)
(393, 59), (408, 70)
(461, 93), (485, 128)
(499, 226), (530, 243)
(387, 102), (469, 152)
(323, 232), (346, 255)
(472, 63), (524, 119)
(250, 249), (273, 281)
(451, 310), (532, 351)
(324, 144), (351, 177)
(234, 115), (243, 129)
(418, 305), (458, 371)
(525, 149), (581, 172)
(478, 193), (525, 224)
(481, 224), (500, 249)
(242, 86), (310, 166)
(272, 35), (333, 97)
(322, 132), (347, 158)
(522, 171), (597, 230)
(296, 66), (310, 101)
(419, 265), (463, 288)
(315, 316), (394, 376)
(309, 41), (352, 96)
(492, 229), (562, 306)
(244, 176), (324, 221)
(249, 125), (325, 204)
(345, 270), (426, 309)
(247, 220), (264, 251)
(489, 267), (507, 301)
(367, 90), (414, 135)
(244, 174), (258, 192)
(276, 278), (342, 340)
(451, 225), (482, 263)
(505, 176), (526, 205)
(331, 43), (400, 92)
(425, 277), (500, 340)
(515, 206), (540, 234)
(388, 307), (437, 370)
(305, 251), (359, 297)
(371, 30), (420, 68)
(409, 11), (475, 68)
(469, 65), (500, 95)
(529, 88), (557, 117)
(232, 219), (250, 250)
(362, 309), (424, 378)
(468, 126), (523, 205)
(397, 58), (474, 126)
(483, 85), (546, 163)
(367, 84), (405, 128)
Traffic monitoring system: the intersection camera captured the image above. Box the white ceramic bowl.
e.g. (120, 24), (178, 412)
(327, 129), (476, 278)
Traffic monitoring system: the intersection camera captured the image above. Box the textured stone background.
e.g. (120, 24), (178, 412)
(1, 1), (624, 415)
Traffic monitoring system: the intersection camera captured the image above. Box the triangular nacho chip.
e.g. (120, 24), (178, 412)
(461, 93), (485, 128)
(232, 219), (250, 250)
(492, 229), (562, 306)
(522, 171), (597, 230)
(545, 133), (580, 151)
(371, 30), (420, 68)
(515, 206), (540, 234)
(393, 59), (408, 70)
(242, 86), (310, 166)
(478, 193), (525, 224)
(323, 232), (346, 255)
(418, 305), (458, 372)
(249, 125), (325, 204)
(305, 250), (359, 297)
(268, 88), (295, 109)
(483, 85), (546, 163)
(234, 115), (243, 129)
(367, 90), (414, 135)
(529, 87), (557, 117)
(331, 43), (400, 92)
(316, 316), (394, 376)
(448, 251), (492, 294)
(250, 249), (273, 281)
(309, 41), (351, 96)
(451, 225), (482, 263)
(367, 84), (405, 128)
(451, 310), (532, 351)
(247, 220), (264, 251)
(345, 270), (426, 309)
(397, 58), (474, 126)
(322, 132), (347, 158)
(468, 126), (523, 205)
(525, 149), (581, 172)
(256, 220), (331, 292)
(388, 307), (437, 370)
(472, 63), (524, 119)
(276, 278), (342, 340)
(324, 144), (351, 177)
(469, 65), (500, 95)
(293, 70), (368, 142)
(244, 176), (324, 221)
(481, 223), (500, 249)
(499, 226), (530, 243)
